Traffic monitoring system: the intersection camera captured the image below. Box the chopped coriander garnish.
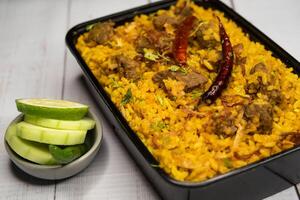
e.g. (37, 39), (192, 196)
(169, 65), (181, 72)
(168, 65), (188, 75)
(120, 89), (132, 106)
(143, 48), (159, 61)
(151, 164), (160, 168)
(179, 67), (188, 75)
(111, 79), (121, 89)
(191, 90), (202, 99)
(151, 121), (167, 131)
(156, 96), (164, 106)
(223, 158), (233, 169)
(86, 24), (95, 31)
(143, 48), (171, 62)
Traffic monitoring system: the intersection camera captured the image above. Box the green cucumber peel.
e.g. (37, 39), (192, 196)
(49, 144), (87, 164)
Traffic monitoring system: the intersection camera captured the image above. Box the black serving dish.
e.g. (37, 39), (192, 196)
(66, 0), (300, 199)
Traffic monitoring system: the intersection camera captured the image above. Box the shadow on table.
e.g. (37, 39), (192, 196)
(9, 161), (55, 185)
(9, 135), (108, 188)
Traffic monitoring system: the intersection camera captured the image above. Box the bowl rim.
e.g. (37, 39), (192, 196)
(4, 109), (103, 170)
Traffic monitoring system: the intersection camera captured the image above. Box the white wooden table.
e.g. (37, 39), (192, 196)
(1, 0), (300, 199)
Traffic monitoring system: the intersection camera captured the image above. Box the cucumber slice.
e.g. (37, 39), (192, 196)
(16, 122), (87, 145)
(24, 115), (95, 130)
(16, 98), (88, 120)
(5, 122), (57, 165)
(49, 144), (87, 164)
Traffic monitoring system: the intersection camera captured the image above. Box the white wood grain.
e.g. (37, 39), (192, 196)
(149, 0), (233, 7)
(233, 0), (300, 61)
(264, 187), (299, 200)
(0, 0), (299, 200)
(219, 0), (232, 7)
(0, 0), (68, 199)
(55, 0), (159, 199)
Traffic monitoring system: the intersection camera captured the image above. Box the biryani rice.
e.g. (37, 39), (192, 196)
(76, 0), (300, 182)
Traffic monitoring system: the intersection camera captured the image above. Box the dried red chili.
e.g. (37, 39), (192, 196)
(173, 15), (197, 65)
(201, 17), (234, 105)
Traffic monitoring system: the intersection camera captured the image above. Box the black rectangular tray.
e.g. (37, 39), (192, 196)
(66, 0), (300, 199)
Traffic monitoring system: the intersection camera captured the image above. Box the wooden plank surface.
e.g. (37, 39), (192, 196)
(233, 0), (300, 61)
(0, 0), (68, 199)
(0, 0), (300, 200)
(150, 0), (232, 7)
(264, 187), (299, 200)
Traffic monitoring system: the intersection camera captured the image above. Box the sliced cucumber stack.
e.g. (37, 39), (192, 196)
(24, 115), (95, 130)
(16, 98), (88, 120)
(16, 122), (87, 145)
(5, 122), (58, 165)
(5, 98), (96, 165)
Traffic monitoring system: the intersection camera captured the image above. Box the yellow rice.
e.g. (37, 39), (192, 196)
(76, 0), (300, 182)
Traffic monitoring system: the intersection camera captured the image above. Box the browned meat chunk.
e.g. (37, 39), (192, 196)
(250, 62), (268, 74)
(173, 71), (207, 92)
(180, 6), (193, 16)
(233, 43), (247, 66)
(136, 31), (173, 54)
(195, 28), (218, 49)
(152, 70), (175, 88)
(115, 55), (140, 80)
(245, 80), (264, 95)
(85, 21), (115, 45)
(152, 70), (207, 96)
(211, 113), (237, 138)
(157, 34), (173, 53)
(244, 103), (273, 134)
(283, 132), (300, 145)
(152, 70), (175, 98)
(233, 43), (244, 55)
(174, 2), (193, 17)
(153, 15), (178, 30)
(135, 36), (154, 53)
(267, 89), (283, 105)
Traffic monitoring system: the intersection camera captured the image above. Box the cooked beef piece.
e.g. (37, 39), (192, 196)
(267, 89), (283, 105)
(136, 35), (154, 53)
(175, 2), (193, 17)
(152, 70), (175, 98)
(245, 81), (263, 95)
(157, 34), (173, 53)
(115, 55), (140, 80)
(85, 21), (115, 45)
(245, 80), (282, 105)
(195, 29), (218, 49)
(136, 30), (173, 54)
(212, 113), (237, 138)
(236, 57), (247, 66)
(173, 71), (207, 92)
(152, 70), (175, 88)
(245, 69), (267, 96)
(152, 70), (207, 96)
(250, 62), (268, 74)
(153, 14), (178, 30)
(181, 6), (193, 16)
(233, 43), (247, 66)
(233, 43), (244, 55)
(244, 103), (273, 134)
(284, 133), (300, 145)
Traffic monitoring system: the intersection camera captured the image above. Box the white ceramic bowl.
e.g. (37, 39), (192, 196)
(4, 110), (102, 180)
